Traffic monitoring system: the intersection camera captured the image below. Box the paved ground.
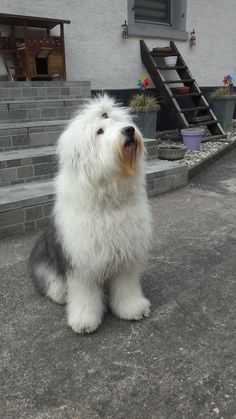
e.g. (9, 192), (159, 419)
(1, 149), (236, 419)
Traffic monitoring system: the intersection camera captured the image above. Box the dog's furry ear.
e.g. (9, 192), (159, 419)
(57, 120), (94, 169)
(57, 126), (80, 169)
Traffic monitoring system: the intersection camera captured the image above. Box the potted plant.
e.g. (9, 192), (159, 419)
(210, 74), (236, 132)
(129, 76), (160, 138)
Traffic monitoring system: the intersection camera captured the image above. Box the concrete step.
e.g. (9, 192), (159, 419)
(0, 140), (159, 186)
(0, 81), (91, 101)
(0, 120), (68, 151)
(0, 160), (188, 238)
(0, 146), (57, 187)
(0, 121), (159, 154)
(0, 98), (85, 123)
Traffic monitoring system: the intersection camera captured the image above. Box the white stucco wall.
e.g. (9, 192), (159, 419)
(1, 0), (236, 89)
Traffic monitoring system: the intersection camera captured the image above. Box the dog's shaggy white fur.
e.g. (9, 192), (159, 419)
(29, 95), (152, 334)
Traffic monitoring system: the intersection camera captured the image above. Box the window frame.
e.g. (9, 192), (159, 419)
(127, 0), (188, 41)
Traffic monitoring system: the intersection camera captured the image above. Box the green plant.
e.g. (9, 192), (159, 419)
(210, 86), (234, 97)
(129, 76), (160, 111)
(129, 93), (160, 111)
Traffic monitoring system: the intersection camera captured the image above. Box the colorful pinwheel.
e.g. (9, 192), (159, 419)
(223, 74), (233, 87)
(137, 76), (150, 90)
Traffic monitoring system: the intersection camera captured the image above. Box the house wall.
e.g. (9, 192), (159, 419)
(1, 0), (236, 89)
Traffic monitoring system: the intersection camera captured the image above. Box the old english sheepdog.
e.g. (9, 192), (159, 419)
(29, 95), (152, 334)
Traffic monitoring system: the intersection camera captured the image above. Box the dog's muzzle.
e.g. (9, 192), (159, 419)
(122, 126), (136, 147)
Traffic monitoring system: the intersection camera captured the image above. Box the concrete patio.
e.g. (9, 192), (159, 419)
(1, 149), (236, 419)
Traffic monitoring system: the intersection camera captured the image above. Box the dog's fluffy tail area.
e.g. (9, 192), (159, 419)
(28, 226), (68, 305)
(30, 262), (67, 305)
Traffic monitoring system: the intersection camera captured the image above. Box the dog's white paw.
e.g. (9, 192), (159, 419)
(46, 282), (67, 305)
(68, 309), (103, 335)
(112, 296), (151, 321)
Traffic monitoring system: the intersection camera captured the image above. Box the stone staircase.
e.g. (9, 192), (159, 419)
(0, 81), (188, 239)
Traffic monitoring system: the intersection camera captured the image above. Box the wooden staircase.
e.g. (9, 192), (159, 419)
(140, 40), (226, 141)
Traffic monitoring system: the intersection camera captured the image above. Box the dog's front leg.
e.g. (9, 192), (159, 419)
(109, 268), (150, 321)
(67, 273), (104, 334)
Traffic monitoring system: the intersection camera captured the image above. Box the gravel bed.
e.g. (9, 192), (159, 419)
(156, 126), (236, 167)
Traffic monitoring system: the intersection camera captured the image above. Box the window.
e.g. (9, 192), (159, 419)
(127, 0), (188, 41)
(135, 0), (170, 25)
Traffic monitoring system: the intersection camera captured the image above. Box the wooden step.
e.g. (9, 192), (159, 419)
(156, 65), (186, 70)
(164, 79), (195, 84)
(190, 115), (213, 123)
(150, 52), (178, 57)
(180, 106), (210, 113)
(202, 134), (227, 142)
(173, 92), (202, 98)
(189, 120), (217, 127)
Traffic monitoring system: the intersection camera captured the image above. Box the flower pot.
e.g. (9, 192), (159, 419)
(131, 108), (158, 138)
(211, 95), (236, 132)
(176, 86), (190, 94)
(181, 128), (204, 151)
(164, 56), (177, 67)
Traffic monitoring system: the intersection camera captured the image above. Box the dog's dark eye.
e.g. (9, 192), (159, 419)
(102, 113), (108, 119)
(97, 128), (104, 135)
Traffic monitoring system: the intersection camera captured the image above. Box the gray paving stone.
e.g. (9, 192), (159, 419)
(0, 110), (9, 121)
(28, 109), (41, 120)
(29, 132), (59, 146)
(10, 109), (27, 120)
(22, 87), (39, 97)
(36, 216), (50, 229)
(32, 155), (53, 164)
(20, 158), (33, 166)
(25, 206), (43, 221)
(34, 162), (53, 176)
(9, 88), (23, 98)
(37, 87), (47, 97)
(0, 89), (10, 98)
(0, 161), (7, 169)
(41, 108), (58, 119)
(0, 167), (17, 182)
(0, 223), (24, 239)
(0, 136), (12, 148)
(47, 87), (61, 97)
(61, 87), (70, 96)
(12, 135), (29, 147)
(43, 202), (53, 217)
(7, 159), (21, 168)
(25, 220), (36, 232)
(17, 166), (34, 179)
(0, 209), (24, 229)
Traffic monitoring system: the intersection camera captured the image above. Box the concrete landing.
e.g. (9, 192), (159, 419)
(1, 149), (236, 418)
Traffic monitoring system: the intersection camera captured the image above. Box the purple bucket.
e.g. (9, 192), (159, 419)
(181, 129), (204, 151)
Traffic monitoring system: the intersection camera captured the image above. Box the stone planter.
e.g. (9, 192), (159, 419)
(131, 108), (159, 138)
(211, 95), (236, 132)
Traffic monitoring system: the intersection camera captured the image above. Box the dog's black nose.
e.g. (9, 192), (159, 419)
(122, 126), (135, 137)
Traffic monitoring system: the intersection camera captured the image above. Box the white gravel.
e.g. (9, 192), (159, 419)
(157, 126), (236, 167)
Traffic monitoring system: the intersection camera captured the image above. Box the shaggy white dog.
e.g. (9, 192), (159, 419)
(29, 95), (152, 334)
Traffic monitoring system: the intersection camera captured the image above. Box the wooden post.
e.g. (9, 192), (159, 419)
(10, 24), (16, 49)
(60, 23), (66, 80)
